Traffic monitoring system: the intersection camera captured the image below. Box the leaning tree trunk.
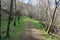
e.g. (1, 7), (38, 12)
(46, 0), (60, 33)
(47, 6), (58, 34)
(0, 0), (1, 39)
(6, 0), (13, 37)
(45, 7), (49, 31)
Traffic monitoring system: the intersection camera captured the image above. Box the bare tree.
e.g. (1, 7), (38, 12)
(28, 0), (33, 18)
(45, 0), (51, 31)
(6, 0), (14, 37)
(47, 0), (60, 34)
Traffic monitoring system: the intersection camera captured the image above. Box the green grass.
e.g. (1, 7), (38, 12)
(22, 16), (60, 40)
(26, 17), (60, 40)
(1, 16), (25, 40)
(1, 16), (60, 40)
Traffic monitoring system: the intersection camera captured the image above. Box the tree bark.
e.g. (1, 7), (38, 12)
(47, 6), (58, 34)
(14, 0), (16, 26)
(6, 0), (13, 37)
(45, 7), (48, 31)
(46, 0), (60, 34)
(0, 0), (1, 39)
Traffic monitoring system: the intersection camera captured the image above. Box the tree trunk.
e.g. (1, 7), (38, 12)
(18, 14), (20, 24)
(14, 16), (16, 26)
(0, 0), (1, 39)
(45, 7), (48, 31)
(47, 6), (58, 33)
(18, 11), (21, 24)
(6, 0), (13, 37)
(14, 0), (16, 26)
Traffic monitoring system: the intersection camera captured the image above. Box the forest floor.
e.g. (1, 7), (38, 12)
(20, 21), (43, 40)
(1, 16), (60, 40)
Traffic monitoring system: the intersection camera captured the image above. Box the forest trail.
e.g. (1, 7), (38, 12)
(20, 21), (43, 40)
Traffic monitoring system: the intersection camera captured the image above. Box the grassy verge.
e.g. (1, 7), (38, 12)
(1, 16), (25, 40)
(25, 17), (60, 40)
(1, 16), (60, 40)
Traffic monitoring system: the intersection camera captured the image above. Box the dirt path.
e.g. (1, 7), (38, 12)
(20, 21), (43, 40)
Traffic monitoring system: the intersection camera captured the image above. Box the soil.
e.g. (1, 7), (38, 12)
(20, 21), (43, 40)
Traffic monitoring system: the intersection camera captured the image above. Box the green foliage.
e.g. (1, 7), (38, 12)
(1, 16), (60, 40)
(30, 20), (60, 40)
(24, 17), (60, 40)
(1, 16), (25, 40)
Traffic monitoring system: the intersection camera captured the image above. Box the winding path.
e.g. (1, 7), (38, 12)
(20, 21), (43, 40)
